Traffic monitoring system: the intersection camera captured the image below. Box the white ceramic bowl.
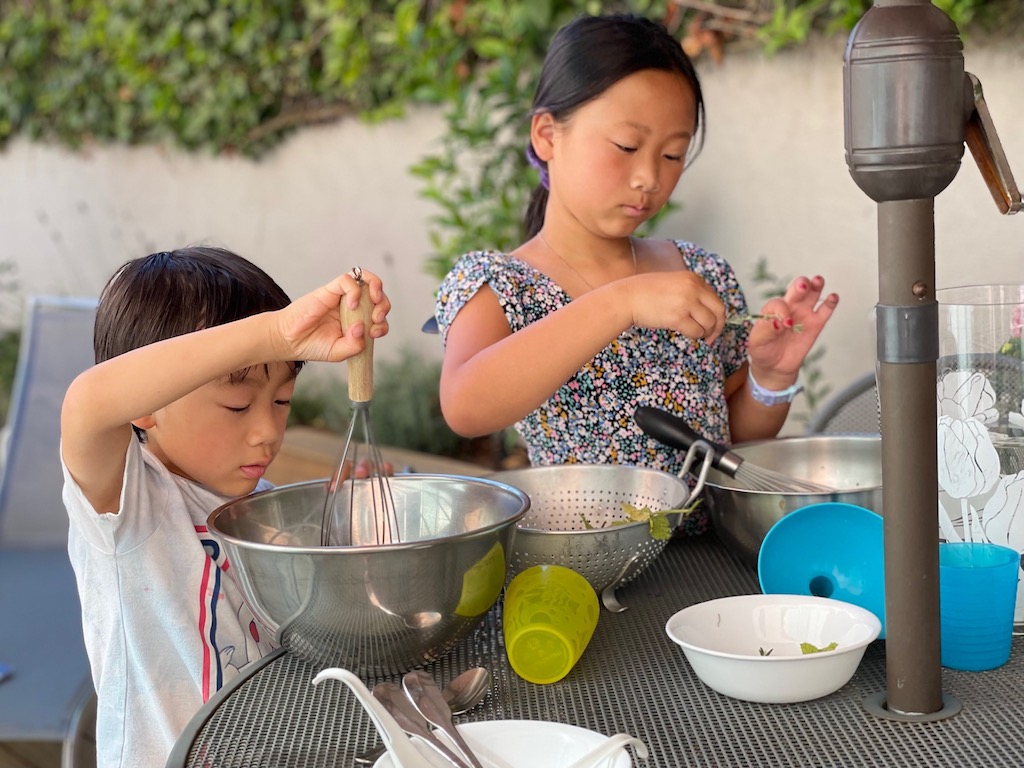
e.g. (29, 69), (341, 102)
(665, 594), (882, 704)
(373, 719), (634, 767)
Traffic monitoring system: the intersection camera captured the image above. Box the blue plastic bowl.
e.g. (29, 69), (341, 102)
(758, 502), (886, 638)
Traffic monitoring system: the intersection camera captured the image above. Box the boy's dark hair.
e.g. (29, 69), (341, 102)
(95, 246), (300, 440)
(525, 13), (706, 238)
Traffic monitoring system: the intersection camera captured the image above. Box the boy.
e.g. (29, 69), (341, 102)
(60, 246), (390, 766)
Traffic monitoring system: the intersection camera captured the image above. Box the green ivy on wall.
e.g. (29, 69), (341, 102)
(2, 2), (1011, 272)
(1, 1), (1002, 159)
(0, 0), (496, 155)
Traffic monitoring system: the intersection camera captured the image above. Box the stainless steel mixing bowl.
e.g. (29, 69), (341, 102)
(207, 474), (530, 675)
(701, 435), (883, 566)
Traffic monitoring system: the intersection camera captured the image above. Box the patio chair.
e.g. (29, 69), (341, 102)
(0, 295), (98, 545)
(61, 689), (97, 768)
(0, 295), (96, 755)
(805, 371), (880, 435)
(806, 353), (1024, 436)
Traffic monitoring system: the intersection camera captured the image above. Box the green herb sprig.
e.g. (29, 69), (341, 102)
(726, 313), (804, 333)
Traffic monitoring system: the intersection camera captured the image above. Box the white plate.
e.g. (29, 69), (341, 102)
(373, 719), (634, 768)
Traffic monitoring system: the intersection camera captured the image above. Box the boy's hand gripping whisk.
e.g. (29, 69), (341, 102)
(320, 268), (399, 546)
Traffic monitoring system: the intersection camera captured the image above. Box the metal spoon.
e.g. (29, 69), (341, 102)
(403, 669), (485, 768)
(372, 682), (472, 768)
(355, 667), (491, 765)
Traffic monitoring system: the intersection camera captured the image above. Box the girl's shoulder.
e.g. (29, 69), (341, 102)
(667, 239), (730, 268)
(665, 239), (745, 310)
(442, 249), (532, 282)
(436, 249), (556, 340)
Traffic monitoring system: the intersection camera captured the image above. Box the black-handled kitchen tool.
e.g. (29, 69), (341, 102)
(634, 406), (834, 494)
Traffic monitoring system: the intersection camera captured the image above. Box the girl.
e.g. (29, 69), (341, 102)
(435, 14), (837, 532)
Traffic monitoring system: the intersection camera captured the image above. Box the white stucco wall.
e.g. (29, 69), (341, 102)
(1, 33), (1021, 431)
(0, 106), (449, 349)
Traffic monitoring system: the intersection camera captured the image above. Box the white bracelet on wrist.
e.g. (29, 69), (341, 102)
(748, 369), (804, 407)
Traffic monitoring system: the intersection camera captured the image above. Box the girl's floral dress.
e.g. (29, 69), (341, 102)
(436, 240), (750, 536)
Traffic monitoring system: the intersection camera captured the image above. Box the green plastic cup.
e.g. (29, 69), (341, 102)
(502, 564), (599, 684)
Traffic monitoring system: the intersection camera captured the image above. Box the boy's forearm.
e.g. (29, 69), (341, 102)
(64, 311), (283, 434)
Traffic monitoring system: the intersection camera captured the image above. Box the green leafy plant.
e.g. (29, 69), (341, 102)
(0, 260), (20, 427)
(1, 1), (1014, 161)
(752, 0), (999, 54)
(0, 328), (20, 427)
(757, 0), (830, 55)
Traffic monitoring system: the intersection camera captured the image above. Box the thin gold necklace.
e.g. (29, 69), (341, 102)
(539, 233), (638, 291)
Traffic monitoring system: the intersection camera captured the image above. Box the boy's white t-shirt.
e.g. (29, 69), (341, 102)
(62, 438), (277, 768)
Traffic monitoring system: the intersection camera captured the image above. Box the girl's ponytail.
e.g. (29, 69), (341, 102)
(525, 185), (549, 240)
(524, 143), (551, 238)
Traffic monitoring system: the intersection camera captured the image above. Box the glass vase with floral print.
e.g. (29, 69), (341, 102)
(937, 285), (1024, 627)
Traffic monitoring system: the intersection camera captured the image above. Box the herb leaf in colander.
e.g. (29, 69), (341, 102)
(616, 501), (701, 540)
(578, 501), (699, 540)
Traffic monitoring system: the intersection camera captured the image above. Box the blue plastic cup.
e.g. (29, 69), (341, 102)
(939, 542), (1020, 671)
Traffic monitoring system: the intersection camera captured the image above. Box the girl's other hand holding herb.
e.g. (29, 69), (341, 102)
(744, 274), (839, 383)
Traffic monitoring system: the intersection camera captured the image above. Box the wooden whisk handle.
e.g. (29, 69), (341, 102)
(340, 284), (374, 403)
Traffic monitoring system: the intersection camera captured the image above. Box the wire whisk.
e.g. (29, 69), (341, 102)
(634, 406), (836, 494)
(320, 269), (399, 546)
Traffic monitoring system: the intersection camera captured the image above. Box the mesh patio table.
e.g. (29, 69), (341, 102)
(168, 534), (1024, 767)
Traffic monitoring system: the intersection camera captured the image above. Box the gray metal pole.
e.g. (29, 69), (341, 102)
(844, 0), (966, 719)
(876, 199), (943, 715)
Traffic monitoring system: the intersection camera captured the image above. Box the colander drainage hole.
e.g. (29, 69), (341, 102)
(809, 575), (834, 598)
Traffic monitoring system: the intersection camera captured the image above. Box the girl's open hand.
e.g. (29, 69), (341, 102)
(629, 271), (726, 342)
(747, 275), (838, 378)
(276, 269), (391, 363)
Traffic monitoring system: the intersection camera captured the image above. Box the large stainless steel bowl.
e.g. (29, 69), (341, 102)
(703, 435), (882, 566)
(207, 474), (530, 675)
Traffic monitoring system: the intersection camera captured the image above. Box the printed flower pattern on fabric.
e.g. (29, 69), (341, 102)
(436, 241), (750, 536)
(937, 366), (1024, 620)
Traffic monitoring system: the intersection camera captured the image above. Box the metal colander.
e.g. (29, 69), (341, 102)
(489, 465), (692, 608)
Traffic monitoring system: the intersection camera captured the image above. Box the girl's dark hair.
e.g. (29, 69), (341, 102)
(525, 13), (706, 239)
(95, 246), (299, 440)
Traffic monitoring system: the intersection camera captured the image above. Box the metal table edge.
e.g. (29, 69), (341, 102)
(165, 647), (287, 768)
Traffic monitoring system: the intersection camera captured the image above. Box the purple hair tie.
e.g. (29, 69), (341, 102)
(525, 144), (550, 190)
